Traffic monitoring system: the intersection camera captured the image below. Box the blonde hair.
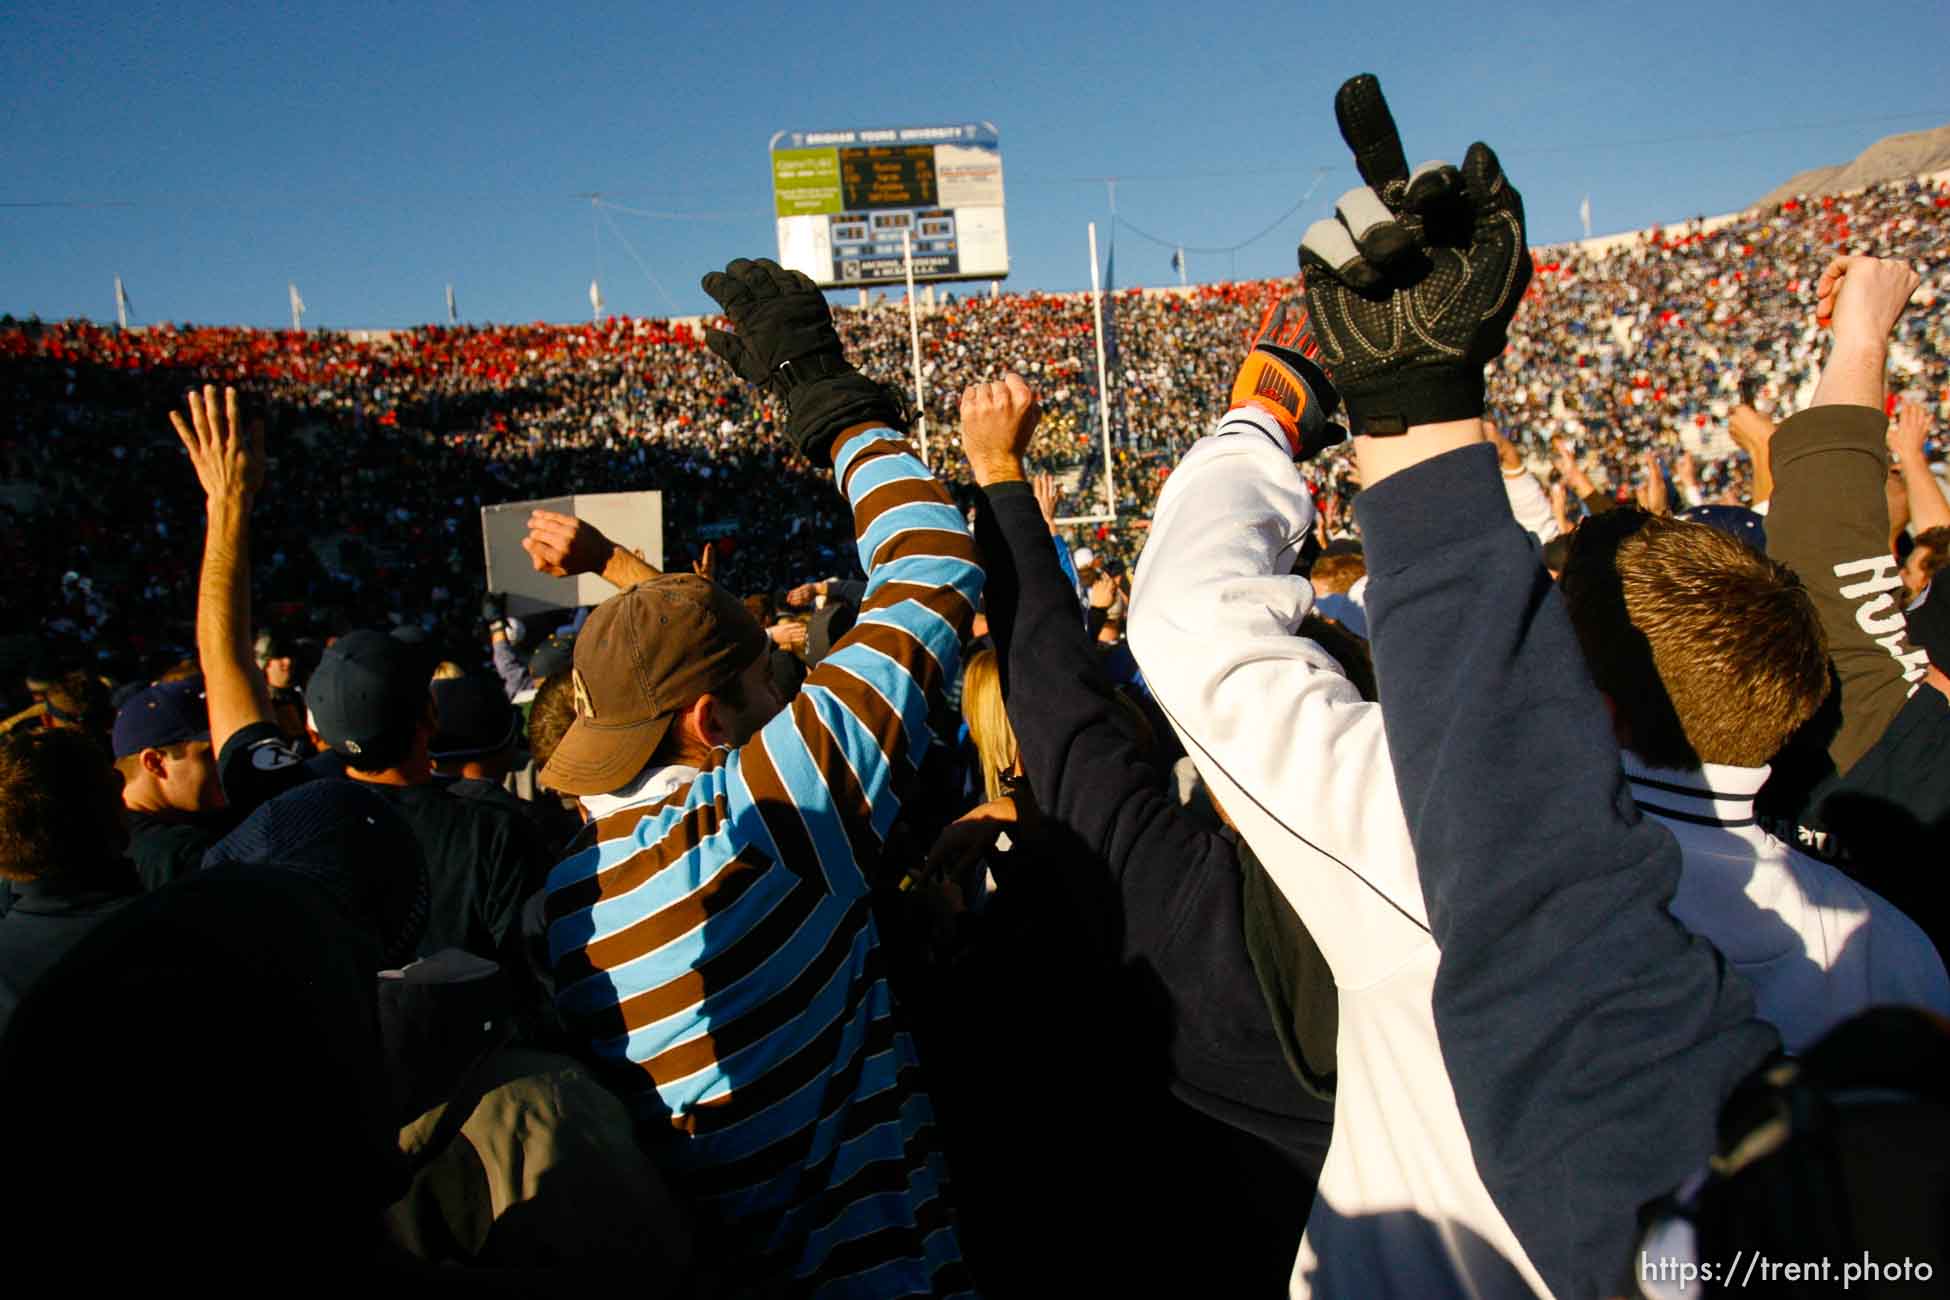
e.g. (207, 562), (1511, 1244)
(960, 649), (1020, 803)
(431, 660), (466, 681)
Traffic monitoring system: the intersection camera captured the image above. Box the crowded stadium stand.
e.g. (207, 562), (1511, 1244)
(4, 171), (1942, 688)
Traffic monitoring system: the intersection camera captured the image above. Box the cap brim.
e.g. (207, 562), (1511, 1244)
(427, 708), (523, 763)
(538, 711), (673, 797)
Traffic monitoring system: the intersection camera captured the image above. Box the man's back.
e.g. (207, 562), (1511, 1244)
(372, 782), (546, 962)
(0, 877), (138, 1037)
(125, 810), (236, 892)
(1628, 756), (1950, 1053)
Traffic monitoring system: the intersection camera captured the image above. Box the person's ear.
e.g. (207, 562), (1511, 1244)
(687, 692), (733, 748)
(140, 747), (168, 780)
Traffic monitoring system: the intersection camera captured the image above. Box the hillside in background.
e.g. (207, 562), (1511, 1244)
(1760, 123), (1950, 205)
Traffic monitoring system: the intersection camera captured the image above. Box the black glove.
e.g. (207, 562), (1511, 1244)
(699, 258), (905, 461)
(481, 592), (507, 629)
(1299, 74), (1530, 435)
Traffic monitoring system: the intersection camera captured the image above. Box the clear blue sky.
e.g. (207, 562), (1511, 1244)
(5, 0), (1946, 329)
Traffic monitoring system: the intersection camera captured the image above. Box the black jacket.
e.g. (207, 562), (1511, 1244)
(0, 871), (139, 1039)
(978, 479), (1336, 1163)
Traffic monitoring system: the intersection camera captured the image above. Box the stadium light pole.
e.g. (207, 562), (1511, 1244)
(902, 229), (929, 466)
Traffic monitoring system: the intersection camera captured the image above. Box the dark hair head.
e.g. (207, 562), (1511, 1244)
(0, 727), (125, 883)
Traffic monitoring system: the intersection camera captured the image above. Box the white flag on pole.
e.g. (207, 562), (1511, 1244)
(114, 275), (131, 330)
(589, 279), (604, 320)
(446, 283), (457, 325)
(1579, 195), (1592, 240)
(289, 283), (305, 314)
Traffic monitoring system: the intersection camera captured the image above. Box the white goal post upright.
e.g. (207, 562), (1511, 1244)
(902, 229), (929, 466)
(1055, 220), (1119, 526)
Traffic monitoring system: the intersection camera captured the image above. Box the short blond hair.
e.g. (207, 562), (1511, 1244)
(1561, 510), (1829, 769)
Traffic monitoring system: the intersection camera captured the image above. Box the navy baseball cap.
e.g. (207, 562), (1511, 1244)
(527, 633), (575, 682)
(306, 630), (432, 757)
(428, 673), (521, 761)
(1677, 505), (1767, 554)
(112, 678), (211, 759)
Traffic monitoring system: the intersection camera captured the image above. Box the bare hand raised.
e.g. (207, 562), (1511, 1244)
(170, 384), (264, 506)
(1487, 421), (1522, 473)
(522, 509), (615, 578)
(1033, 470), (1060, 529)
(1890, 402), (1931, 463)
(1728, 404), (1776, 455)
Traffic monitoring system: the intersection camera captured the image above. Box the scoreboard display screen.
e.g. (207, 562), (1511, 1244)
(841, 146), (937, 209)
(771, 122), (1008, 288)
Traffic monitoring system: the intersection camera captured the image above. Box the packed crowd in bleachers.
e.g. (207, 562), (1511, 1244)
(4, 175), (1947, 679)
(4, 74), (1950, 1293)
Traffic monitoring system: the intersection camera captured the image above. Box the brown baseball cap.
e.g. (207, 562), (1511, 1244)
(538, 574), (770, 797)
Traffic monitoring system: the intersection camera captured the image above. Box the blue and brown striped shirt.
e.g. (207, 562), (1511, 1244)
(544, 427), (983, 1297)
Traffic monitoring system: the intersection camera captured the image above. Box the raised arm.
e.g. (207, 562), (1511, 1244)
(1768, 255), (1930, 775)
(706, 259), (982, 894)
(1729, 404), (1777, 507)
(1490, 420), (1561, 542)
(1129, 367), (1430, 987)
(961, 373), (1335, 1146)
(1301, 75), (1774, 1300)
(967, 374), (1225, 930)
(1550, 432), (1611, 515)
(1891, 402), (1950, 536)
(170, 385), (271, 758)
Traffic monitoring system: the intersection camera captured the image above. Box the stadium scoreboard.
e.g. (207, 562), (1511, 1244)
(771, 123), (1008, 288)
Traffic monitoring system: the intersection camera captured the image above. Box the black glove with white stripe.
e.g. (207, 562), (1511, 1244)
(1299, 75), (1531, 436)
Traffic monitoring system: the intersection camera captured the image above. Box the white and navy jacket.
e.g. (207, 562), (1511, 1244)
(1625, 754), (1950, 1054)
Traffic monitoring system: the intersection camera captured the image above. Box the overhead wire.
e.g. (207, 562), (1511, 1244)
(594, 198), (759, 222)
(595, 202), (682, 316)
(1114, 168), (1335, 256)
